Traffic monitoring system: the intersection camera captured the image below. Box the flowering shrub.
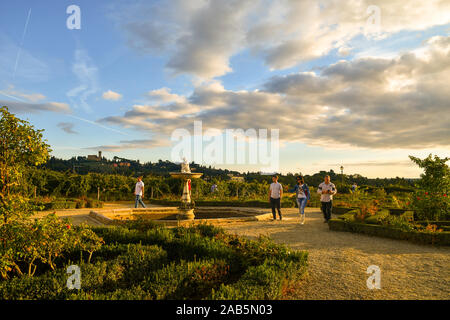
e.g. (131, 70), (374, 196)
(409, 154), (449, 221)
(411, 191), (449, 221)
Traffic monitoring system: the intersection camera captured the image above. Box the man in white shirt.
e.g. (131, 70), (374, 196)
(134, 176), (146, 208)
(268, 175), (283, 220)
(317, 175), (337, 223)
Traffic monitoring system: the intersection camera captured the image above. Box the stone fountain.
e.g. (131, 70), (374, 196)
(170, 158), (203, 220)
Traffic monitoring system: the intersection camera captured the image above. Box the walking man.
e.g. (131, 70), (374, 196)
(317, 175), (337, 223)
(269, 175), (283, 220)
(134, 176), (146, 208)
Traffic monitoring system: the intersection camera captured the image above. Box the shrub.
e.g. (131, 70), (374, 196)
(409, 154), (449, 221)
(328, 219), (450, 246)
(364, 209), (390, 225)
(72, 225), (105, 263)
(0, 224), (308, 300)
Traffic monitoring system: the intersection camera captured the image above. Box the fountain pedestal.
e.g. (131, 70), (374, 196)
(169, 172), (203, 220)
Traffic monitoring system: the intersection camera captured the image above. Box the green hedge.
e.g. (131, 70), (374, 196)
(364, 209), (390, 224)
(328, 219), (450, 246)
(32, 198), (104, 211)
(332, 207), (358, 215)
(0, 223), (308, 300)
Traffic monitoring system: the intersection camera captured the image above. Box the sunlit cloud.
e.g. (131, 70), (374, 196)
(102, 90), (123, 101)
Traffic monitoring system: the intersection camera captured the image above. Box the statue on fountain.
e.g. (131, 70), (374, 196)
(181, 157), (191, 173)
(169, 157), (202, 220)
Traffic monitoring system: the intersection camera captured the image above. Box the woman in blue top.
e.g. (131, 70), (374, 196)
(289, 176), (310, 225)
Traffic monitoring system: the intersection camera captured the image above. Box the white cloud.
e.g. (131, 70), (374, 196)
(113, 0), (450, 78)
(102, 90), (122, 101)
(1, 100), (70, 114)
(98, 35), (450, 150)
(85, 139), (169, 152)
(0, 85), (46, 102)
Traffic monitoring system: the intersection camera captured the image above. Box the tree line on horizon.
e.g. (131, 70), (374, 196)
(42, 156), (415, 190)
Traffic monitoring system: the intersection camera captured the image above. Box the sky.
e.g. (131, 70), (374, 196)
(0, 0), (449, 178)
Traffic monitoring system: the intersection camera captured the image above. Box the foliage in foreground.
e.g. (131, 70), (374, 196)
(0, 222), (308, 300)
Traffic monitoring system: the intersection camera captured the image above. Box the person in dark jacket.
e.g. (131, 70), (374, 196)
(289, 176), (310, 224)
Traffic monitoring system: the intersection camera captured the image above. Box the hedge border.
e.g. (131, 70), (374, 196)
(328, 219), (450, 246)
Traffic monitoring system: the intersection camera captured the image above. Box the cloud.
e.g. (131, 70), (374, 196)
(102, 90), (122, 101)
(57, 122), (78, 134)
(146, 87), (187, 105)
(0, 86), (70, 114)
(66, 49), (99, 112)
(84, 139), (169, 152)
(112, 0), (450, 78)
(98, 35), (450, 150)
(325, 160), (413, 167)
(0, 100), (70, 114)
(338, 47), (352, 57)
(0, 85), (45, 102)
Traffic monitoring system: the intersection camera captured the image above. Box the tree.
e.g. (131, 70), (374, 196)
(409, 154), (449, 221)
(0, 106), (51, 278)
(0, 106), (51, 223)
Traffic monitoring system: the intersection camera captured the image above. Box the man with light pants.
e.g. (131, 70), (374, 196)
(134, 176), (146, 208)
(317, 175), (337, 223)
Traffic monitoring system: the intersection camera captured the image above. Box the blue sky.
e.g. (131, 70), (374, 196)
(1, 0), (449, 178)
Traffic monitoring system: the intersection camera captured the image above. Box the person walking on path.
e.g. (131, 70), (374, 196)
(289, 176), (310, 225)
(134, 176), (146, 208)
(317, 175), (337, 223)
(269, 175), (283, 221)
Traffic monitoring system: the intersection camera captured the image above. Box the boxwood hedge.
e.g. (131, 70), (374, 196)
(0, 223), (308, 300)
(328, 219), (450, 246)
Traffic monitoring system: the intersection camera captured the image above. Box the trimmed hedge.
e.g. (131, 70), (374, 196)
(364, 209), (390, 224)
(328, 219), (450, 246)
(0, 223), (308, 300)
(332, 207), (358, 215)
(32, 198), (104, 211)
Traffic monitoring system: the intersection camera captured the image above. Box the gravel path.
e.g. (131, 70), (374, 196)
(221, 208), (450, 300)
(38, 204), (450, 299)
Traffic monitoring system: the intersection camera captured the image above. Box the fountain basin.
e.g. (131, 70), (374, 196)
(169, 172), (203, 179)
(89, 207), (273, 226)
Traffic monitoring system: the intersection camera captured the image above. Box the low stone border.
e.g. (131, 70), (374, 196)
(89, 211), (115, 225)
(328, 219), (450, 246)
(88, 207), (273, 227)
